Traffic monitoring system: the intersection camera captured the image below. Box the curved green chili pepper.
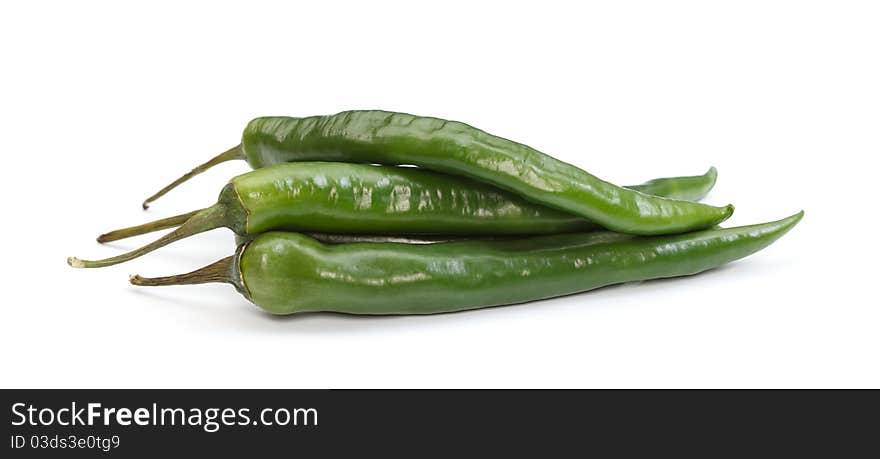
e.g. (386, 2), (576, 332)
(143, 111), (733, 235)
(129, 211), (802, 315)
(69, 163), (717, 269)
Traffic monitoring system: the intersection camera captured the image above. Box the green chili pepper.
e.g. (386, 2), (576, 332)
(69, 163), (717, 268)
(129, 211), (802, 315)
(143, 110), (733, 235)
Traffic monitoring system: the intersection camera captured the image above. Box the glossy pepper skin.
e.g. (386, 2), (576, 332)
(235, 162), (718, 236)
(131, 212), (802, 315)
(69, 163), (718, 268)
(240, 111), (733, 235)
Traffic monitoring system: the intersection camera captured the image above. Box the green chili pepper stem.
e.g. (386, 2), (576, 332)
(141, 145), (243, 210)
(97, 209), (205, 243)
(130, 256), (235, 287)
(68, 204), (229, 268)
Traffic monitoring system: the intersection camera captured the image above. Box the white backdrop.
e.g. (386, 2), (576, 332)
(1, 1), (877, 388)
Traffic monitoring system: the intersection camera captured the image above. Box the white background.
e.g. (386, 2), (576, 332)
(1, 1), (877, 388)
